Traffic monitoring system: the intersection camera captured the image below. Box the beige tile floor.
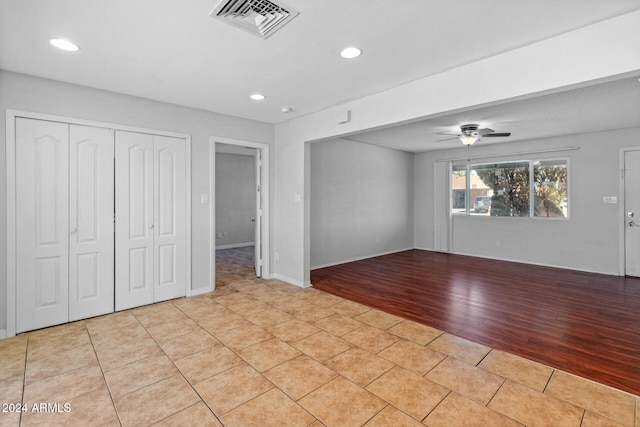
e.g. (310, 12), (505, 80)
(0, 246), (638, 427)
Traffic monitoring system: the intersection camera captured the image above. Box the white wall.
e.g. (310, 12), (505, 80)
(216, 152), (256, 248)
(310, 138), (414, 269)
(274, 11), (640, 286)
(0, 70), (273, 332)
(414, 127), (640, 275)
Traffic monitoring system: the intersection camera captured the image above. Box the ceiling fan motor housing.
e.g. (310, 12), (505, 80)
(460, 124), (479, 136)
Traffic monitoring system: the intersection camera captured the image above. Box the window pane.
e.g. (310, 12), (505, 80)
(534, 160), (568, 218)
(451, 165), (466, 214)
(472, 162), (530, 217)
(469, 169), (493, 216)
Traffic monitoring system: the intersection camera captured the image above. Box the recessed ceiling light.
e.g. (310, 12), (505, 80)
(250, 93), (266, 101)
(50, 38), (80, 52)
(340, 46), (362, 59)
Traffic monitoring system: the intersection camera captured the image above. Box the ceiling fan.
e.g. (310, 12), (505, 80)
(437, 124), (511, 146)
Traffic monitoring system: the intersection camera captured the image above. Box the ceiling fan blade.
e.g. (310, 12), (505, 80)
(478, 128), (494, 135)
(436, 136), (459, 142)
(436, 132), (459, 136)
(483, 132), (511, 137)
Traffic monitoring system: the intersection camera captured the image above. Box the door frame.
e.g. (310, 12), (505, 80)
(209, 136), (270, 289)
(619, 146), (640, 275)
(5, 109), (192, 338)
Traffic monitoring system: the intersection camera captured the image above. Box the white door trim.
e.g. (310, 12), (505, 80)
(254, 149), (263, 278)
(209, 136), (271, 289)
(619, 146), (640, 276)
(5, 109), (192, 338)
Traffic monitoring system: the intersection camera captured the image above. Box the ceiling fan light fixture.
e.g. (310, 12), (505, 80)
(459, 133), (479, 146)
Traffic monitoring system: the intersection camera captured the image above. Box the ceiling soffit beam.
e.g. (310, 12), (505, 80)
(276, 9), (640, 144)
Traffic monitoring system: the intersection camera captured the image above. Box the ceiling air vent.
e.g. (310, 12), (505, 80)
(210, 0), (299, 39)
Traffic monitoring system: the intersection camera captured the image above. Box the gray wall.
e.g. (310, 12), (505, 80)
(310, 138), (414, 269)
(0, 70), (274, 332)
(414, 127), (640, 275)
(215, 152), (256, 248)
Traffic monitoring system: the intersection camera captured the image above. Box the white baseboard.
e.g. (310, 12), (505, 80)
(189, 285), (214, 297)
(415, 246), (619, 276)
(272, 273), (311, 288)
(215, 242), (255, 250)
(0, 329), (7, 340)
(310, 247), (414, 270)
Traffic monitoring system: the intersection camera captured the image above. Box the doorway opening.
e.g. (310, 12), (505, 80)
(209, 137), (270, 290)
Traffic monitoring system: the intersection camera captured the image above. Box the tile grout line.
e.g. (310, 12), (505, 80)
(220, 252), (449, 425)
(142, 302), (227, 426)
(483, 377), (507, 408)
(361, 403), (390, 426)
(19, 334), (29, 427)
(212, 300), (332, 424)
(170, 296), (345, 424)
(542, 368), (556, 393)
(276, 300), (431, 424)
(86, 325), (124, 427)
(482, 379), (524, 426)
(421, 389), (452, 424)
(202, 284), (413, 425)
(475, 347), (494, 367)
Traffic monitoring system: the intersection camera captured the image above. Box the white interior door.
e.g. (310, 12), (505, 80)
(624, 150), (640, 276)
(16, 118), (70, 333)
(153, 135), (187, 302)
(115, 131), (154, 310)
(254, 149), (262, 277)
(68, 125), (115, 321)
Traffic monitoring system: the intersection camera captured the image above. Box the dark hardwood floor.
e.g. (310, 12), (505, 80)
(310, 249), (640, 396)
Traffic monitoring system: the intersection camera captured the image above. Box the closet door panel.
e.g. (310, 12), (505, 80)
(16, 118), (70, 333)
(68, 125), (115, 321)
(153, 135), (186, 302)
(115, 131), (154, 310)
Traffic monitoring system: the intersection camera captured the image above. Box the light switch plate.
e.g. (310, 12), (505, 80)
(603, 196), (617, 204)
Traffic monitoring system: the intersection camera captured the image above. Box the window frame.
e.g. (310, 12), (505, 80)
(451, 157), (569, 220)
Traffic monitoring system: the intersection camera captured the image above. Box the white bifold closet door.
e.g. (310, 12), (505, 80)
(115, 131), (186, 311)
(69, 125), (115, 320)
(15, 118), (115, 333)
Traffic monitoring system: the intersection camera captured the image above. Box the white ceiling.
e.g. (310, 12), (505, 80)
(345, 76), (640, 152)
(2, 0), (640, 131)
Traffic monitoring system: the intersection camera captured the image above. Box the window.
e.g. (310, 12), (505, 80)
(473, 162), (529, 217)
(451, 165), (467, 214)
(534, 160), (568, 218)
(451, 159), (568, 218)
